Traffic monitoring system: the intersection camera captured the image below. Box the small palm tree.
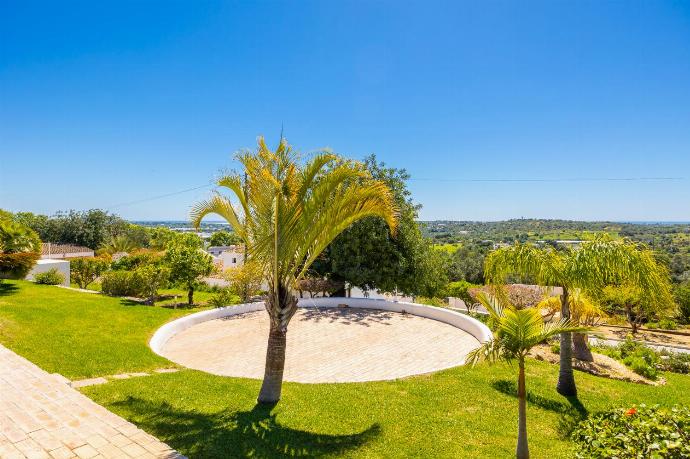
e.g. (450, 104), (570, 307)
(191, 137), (397, 403)
(484, 235), (673, 396)
(467, 292), (585, 459)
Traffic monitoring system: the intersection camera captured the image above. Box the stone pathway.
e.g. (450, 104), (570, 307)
(0, 344), (185, 459)
(160, 307), (481, 383)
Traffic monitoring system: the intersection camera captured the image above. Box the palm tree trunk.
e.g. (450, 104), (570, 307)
(516, 358), (529, 459)
(257, 324), (287, 404)
(257, 283), (298, 404)
(572, 332), (594, 362)
(557, 286), (577, 396)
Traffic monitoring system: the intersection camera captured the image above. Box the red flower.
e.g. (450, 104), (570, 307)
(625, 408), (637, 416)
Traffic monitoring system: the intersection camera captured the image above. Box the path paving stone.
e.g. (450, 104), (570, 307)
(0, 344), (185, 459)
(161, 307), (481, 383)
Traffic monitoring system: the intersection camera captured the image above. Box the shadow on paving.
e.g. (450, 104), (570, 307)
(110, 397), (381, 458)
(0, 282), (19, 296)
(298, 307), (395, 327)
(491, 379), (589, 438)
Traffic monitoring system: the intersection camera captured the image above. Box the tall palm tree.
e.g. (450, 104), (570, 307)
(484, 236), (674, 396)
(467, 292), (585, 459)
(191, 137), (397, 403)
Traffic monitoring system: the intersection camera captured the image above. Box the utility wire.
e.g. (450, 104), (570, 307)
(102, 176), (685, 211)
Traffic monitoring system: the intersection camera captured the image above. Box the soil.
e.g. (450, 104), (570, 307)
(594, 325), (690, 348)
(529, 344), (663, 386)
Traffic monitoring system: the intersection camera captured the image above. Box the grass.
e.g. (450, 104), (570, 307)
(83, 364), (690, 458)
(2, 279), (690, 458)
(0, 280), (190, 378)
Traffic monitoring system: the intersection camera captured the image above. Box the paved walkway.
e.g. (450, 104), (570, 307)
(160, 307), (481, 383)
(0, 345), (184, 459)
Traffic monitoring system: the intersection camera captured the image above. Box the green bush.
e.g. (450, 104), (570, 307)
(659, 351), (690, 374)
(110, 250), (163, 271)
(70, 257), (110, 289)
(595, 336), (661, 380)
(208, 288), (237, 308)
(647, 319), (678, 330)
(33, 269), (65, 285)
(572, 404), (690, 458)
(101, 271), (139, 296)
(0, 218), (42, 279)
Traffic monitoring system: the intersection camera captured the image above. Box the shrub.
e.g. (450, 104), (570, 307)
(659, 351), (690, 374)
(110, 250), (163, 271)
(0, 218), (41, 279)
(208, 288), (237, 308)
(70, 257), (110, 289)
(572, 404), (690, 458)
(674, 282), (690, 324)
(101, 271), (139, 296)
(33, 269), (65, 285)
(595, 336), (661, 380)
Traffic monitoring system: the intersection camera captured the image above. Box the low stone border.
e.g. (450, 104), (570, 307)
(150, 297), (492, 357)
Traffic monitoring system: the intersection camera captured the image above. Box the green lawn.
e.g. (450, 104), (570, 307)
(2, 279), (689, 458)
(0, 280), (189, 378)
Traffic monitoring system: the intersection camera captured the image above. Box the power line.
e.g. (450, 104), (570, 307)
(105, 183), (214, 210)
(408, 176), (684, 183)
(102, 175), (685, 211)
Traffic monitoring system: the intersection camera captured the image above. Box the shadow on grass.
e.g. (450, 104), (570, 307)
(110, 397), (380, 458)
(492, 379), (589, 438)
(0, 282), (19, 296)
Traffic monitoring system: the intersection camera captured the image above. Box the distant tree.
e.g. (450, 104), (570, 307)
(0, 217), (41, 279)
(70, 257), (110, 289)
(674, 282), (690, 324)
(449, 243), (487, 284)
(147, 227), (180, 250)
(224, 260), (264, 302)
(209, 230), (242, 247)
(164, 233), (214, 305)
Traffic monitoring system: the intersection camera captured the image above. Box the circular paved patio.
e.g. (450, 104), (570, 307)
(159, 307), (481, 383)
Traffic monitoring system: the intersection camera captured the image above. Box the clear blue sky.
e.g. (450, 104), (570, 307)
(1, 1), (689, 221)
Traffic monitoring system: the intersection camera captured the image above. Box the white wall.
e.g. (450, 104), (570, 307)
(26, 259), (70, 286)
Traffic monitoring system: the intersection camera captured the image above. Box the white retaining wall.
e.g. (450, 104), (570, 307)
(150, 297), (492, 357)
(26, 259), (70, 287)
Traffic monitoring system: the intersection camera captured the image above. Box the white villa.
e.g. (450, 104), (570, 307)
(207, 245), (245, 269)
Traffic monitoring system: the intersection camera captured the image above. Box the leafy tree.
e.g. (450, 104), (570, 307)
(224, 260), (264, 302)
(191, 137), (396, 403)
(70, 257), (110, 289)
(315, 155), (444, 297)
(296, 277), (344, 298)
(164, 234), (214, 305)
(209, 230), (242, 247)
(484, 235), (673, 396)
(134, 265), (170, 305)
(449, 242), (488, 283)
(674, 282), (690, 324)
(468, 292), (584, 459)
(147, 227), (180, 250)
(0, 217), (41, 279)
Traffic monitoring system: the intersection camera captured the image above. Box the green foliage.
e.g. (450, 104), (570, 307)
(596, 337), (661, 380)
(224, 261), (264, 302)
(572, 404), (690, 458)
(207, 288), (238, 308)
(70, 257), (110, 289)
(33, 268), (64, 285)
(314, 155), (445, 297)
(98, 234), (139, 255)
(658, 351), (690, 374)
(445, 280), (477, 304)
(646, 318), (678, 330)
(111, 250), (163, 271)
(0, 216), (42, 279)
(164, 233), (214, 305)
(208, 230), (242, 247)
(101, 270), (140, 296)
(449, 242), (488, 284)
(674, 282), (690, 324)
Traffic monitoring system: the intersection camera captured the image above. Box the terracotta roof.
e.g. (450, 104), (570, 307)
(41, 243), (93, 255)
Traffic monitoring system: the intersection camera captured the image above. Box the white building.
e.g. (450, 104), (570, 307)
(207, 245), (245, 269)
(26, 259), (70, 286)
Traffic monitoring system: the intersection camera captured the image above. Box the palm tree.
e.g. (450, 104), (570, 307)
(99, 234), (137, 255)
(191, 137), (397, 403)
(484, 236), (674, 396)
(467, 292), (585, 459)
